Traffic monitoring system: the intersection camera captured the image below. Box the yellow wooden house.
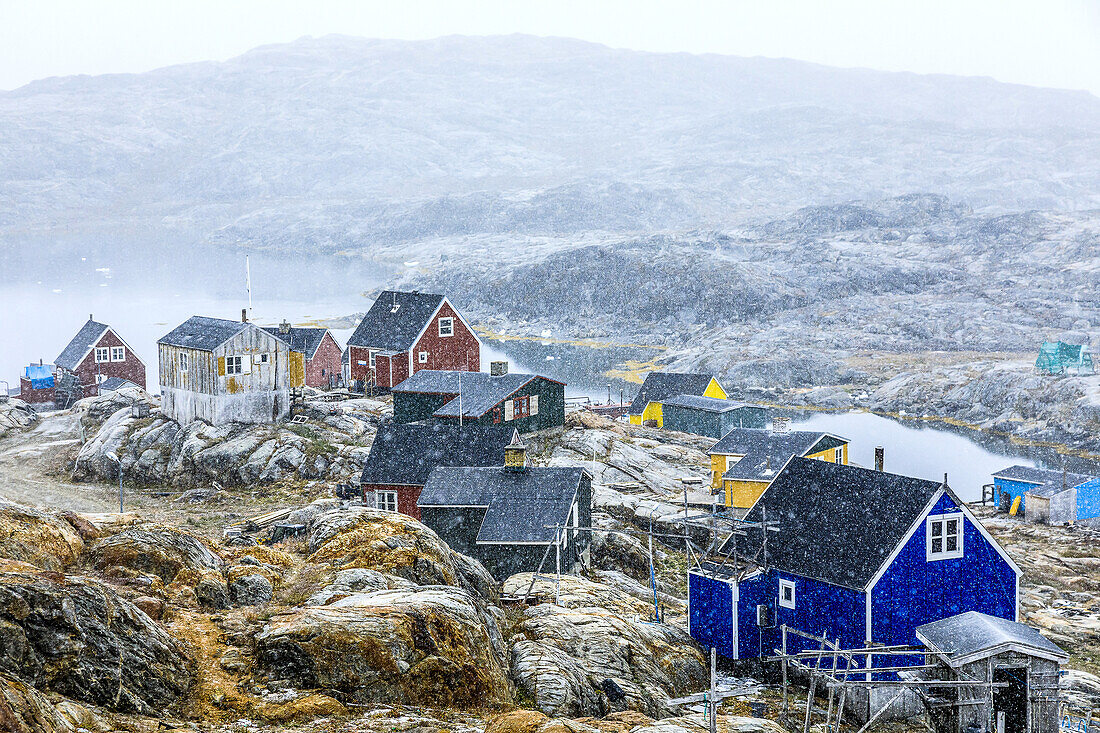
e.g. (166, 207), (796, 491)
(628, 372), (727, 427)
(709, 427), (849, 509)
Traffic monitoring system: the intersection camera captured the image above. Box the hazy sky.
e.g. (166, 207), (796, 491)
(2, 0), (1099, 94)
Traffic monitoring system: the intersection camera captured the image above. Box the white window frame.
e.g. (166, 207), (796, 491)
(504, 399), (514, 421)
(368, 350), (376, 370)
(375, 490), (398, 513)
(225, 355), (244, 375)
(926, 512), (964, 561)
(95, 373), (108, 385)
(94, 347), (110, 363)
(530, 394), (539, 416)
(834, 447), (843, 463)
(110, 346), (125, 362)
(438, 317), (454, 337)
(419, 350), (429, 364)
(779, 579), (796, 609)
(253, 353), (268, 365)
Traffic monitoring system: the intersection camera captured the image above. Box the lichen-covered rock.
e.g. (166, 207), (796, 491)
(308, 507), (498, 601)
(88, 524), (222, 583)
(305, 568), (415, 606)
(255, 586), (511, 709)
(0, 673), (72, 733)
(0, 502), (84, 572)
(230, 574), (273, 606)
(0, 399), (37, 440)
(0, 572), (192, 715)
(503, 574), (706, 718)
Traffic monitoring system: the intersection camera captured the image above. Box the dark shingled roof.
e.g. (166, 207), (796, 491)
(55, 319), (110, 370)
(98, 377), (139, 392)
(393, 369), (562, 418)
(712, 428), (845, 482)
(359, 422), (518, 486)
(346, 291), (446, 351)
(916, 611), (1067, 666)
(628, 372), (717, 416)
(419, 465), (585, 544)
(158, 316), (249, 351)
(727, 457), (944, 590)
(261, 326), (332, 359)
(992, 464), (1093, 486)
(661, 394), (746, 413)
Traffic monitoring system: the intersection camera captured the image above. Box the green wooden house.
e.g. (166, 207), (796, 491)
(1035, 341), (1094, 375)
(660, 394), (767, 439)
(391, 368), (566, 432)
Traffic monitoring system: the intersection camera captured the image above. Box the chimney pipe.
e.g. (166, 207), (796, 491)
(874, 446), (884, 472)
(241, 308), (248, 323)
(491, 360), (509, 377)
(279, 319), (291, 335)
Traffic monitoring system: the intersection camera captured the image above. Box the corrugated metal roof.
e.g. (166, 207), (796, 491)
(1026, 474), (1095, 497)
(727, 457), (944, 590)
(98, 377), (139, 392)
(158, 316), (250, 351)
(55, 319), (109, 370)
(359, 422), (518, 486)
(661, 394), (747, 413)
(628, 372), (716, 415)
(916, 611), (1067, 666)
(992, 464), (1091, 486)
(261, 326), (332, 359)
(393, 369), (561, 418)
(346, 291), (445, 351)
(419, 465), (585, 544)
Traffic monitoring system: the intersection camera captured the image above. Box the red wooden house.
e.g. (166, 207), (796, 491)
(344, 291), (481, 391)
(263, 322), (344, 389)
(55, 317), (146, 399)
(358, 421), (518, 519)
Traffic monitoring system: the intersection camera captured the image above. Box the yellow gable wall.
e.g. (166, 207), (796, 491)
(642, 401), (664, 426)
(703, 379), (727, 400)
(805, 443), (848, 464)
(629, 414), (642, 425)
(725, 479), (771, 509)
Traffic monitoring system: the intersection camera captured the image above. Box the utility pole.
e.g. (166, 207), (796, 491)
(709, 647), (717, 733)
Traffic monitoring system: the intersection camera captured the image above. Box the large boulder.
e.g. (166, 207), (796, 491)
(255, 586), (511, 709)
(0, 399), (36, 440)
(308, 507), (498, 600)
(503, 574), (706, 718)
(0, 503), (84, 572)
(0, 673), (72, 733)
(87, 524), (222, 583)
(0, 571), (192, 715)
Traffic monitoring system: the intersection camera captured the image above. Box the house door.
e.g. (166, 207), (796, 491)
(993, 667), (1028, 733)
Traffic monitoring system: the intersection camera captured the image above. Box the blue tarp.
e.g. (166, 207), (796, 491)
(23, 364), (54, 389)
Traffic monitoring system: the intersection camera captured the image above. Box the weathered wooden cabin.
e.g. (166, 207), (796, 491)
(262, 322), (343, 389)
(344, 290), (481, 391)
(628, 372), (726, 427)
(916, 612), (1066, 733)
(418, 440), (592, 581)
(391, 366), (566, 432)
(689, 459), (1020, 669)
(54, 317), (146, 398)
(708, 427), (849, 509)
(158, 315), (300, 425)
(359, 422), (518, 519)
(660, 394), (766, 439)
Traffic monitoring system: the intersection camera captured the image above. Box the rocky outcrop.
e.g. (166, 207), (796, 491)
(307, 507), (498, 601)
(504, 574), (706, 718)
(0, 673), (72, 733)
(0, 399), (36, 440)
(87, 524), (222, 583)
(0, 571), (192, 715)
(485, 709), (785, 733)
(71, 398), (375, 487)
(0, 503), (84, 572)
(255, 586), (511, 709)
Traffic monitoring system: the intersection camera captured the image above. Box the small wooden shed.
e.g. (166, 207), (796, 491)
(660, 394), (766, 439)
(916, 611), (1067, 733)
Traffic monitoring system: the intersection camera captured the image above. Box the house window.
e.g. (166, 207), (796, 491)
(375, 490), (398, 513)
(504, 400), (514, 421)
(95, 347), (110, 363)
(95, 374), (107, 384)
(179, 353), (188, 372)
(256, 353), (268, 364)
(927, 513), (964, 561)
(225, 356), (244, 375)
(438, 317), (454, 337)
(779, 579), (796, 609)
(530, 394), (539, 416)
(834, 447), (843, 463)
(419, 351), (429, 364)
(368, 351), (376, 369)
(111, 346), (125, 362)
(493, 407), (502, 424)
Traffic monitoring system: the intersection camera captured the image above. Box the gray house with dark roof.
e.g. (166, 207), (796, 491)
(345, 290), (481, 391)
(158, 315), (293, 425)
(418, 440), (592, 581)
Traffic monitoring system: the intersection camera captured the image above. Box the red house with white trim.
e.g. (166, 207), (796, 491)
(344, 291), (481, 391)
(55, 317), (146, 399)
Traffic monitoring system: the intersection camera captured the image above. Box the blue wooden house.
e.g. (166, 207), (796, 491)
(990, 465), (1093, 517)
(689, 457), (1020, 667)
